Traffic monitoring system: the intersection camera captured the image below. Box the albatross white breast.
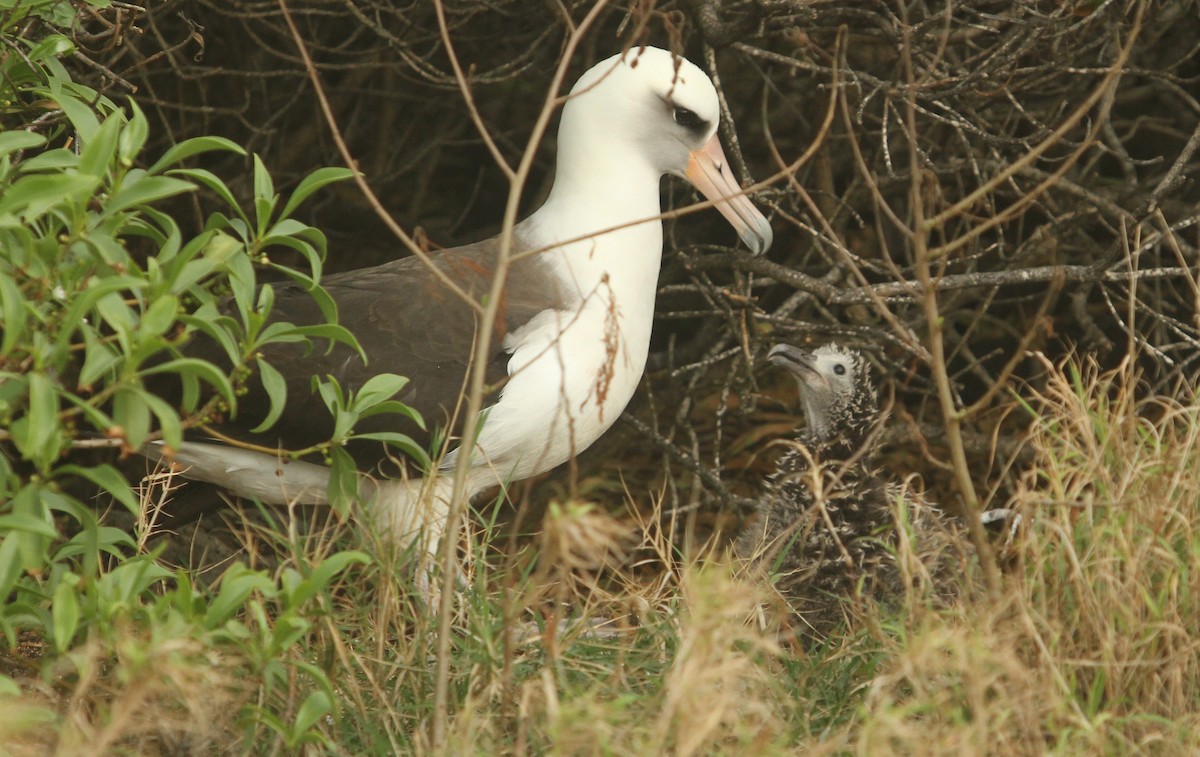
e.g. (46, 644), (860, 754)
(152, 46), (773, 570)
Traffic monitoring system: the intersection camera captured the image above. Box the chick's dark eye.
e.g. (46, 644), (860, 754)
(673, 107), (701, 127)
(833, 363), (847, 376)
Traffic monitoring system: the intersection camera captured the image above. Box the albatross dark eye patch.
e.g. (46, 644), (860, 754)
(673, 107), (702, 127)
(833, 363), (847, 376)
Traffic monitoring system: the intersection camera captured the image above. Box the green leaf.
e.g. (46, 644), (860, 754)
(280, 166), (354, 219)
(105, 174), (195, 215)
(48, 79), (100, 143)
(0, 274), (25, 356)
(112, 387), (151, 450)
(0, 526), (29, 602)
(95, 291), (137, 347)
(0, 485), (55, 580)
(57, 389), (114, 436)
(137, 292), (177, 340)
(27, 34), (75, 63)
(0, 173), (101, 220)
(263, 218), (309, 239)
(138, 294), (179, 340)
(148, 136), (245, 175)
(52, 500), (101, 575)
(118, 99), (149, 165)
(78, 329), (121, 387)
(142, 391), (185, 454)
(315, 375), (345, 413)
(328, 406), (357, 443)
(250, 357), (288, 433)
(268, 614), (311, 655)
(287, 324), (361, 354)
(252, 156), (276, 236)
(135, 205), (183, 256)
(141, 358), (236, 408)
(224, 247), (257, 319)
(16, 148), (78, 172)
(205, 565), (276, 628)
(350, 432), (430, 468)
(327, 447), (358, 516)
(255, 321), (339, 351)
(177, 313), (240, 367)
(167, 168), (244, 223)
(51, 575), (80, 652)
(55, 464), (138, 514)
(77, 112), (121, 177)
(81, 232), (131, 267)
(0, 513), (60, 539)
(196, 228), (243, 268)
(95, 529), (138, 560)
(0, 132), (46, 161)
(252, 154), (275, 205)
(264, 234), (325, 283)
(256, 280), (276, 314)
(357, 399), (425, 426)
(286, 551), (370, 607)
(254, 198), (275, 237)
(99, 556), (172, 604)
(56, 275), (146, 357)
(353, 373), (410, 410)
(156, 228), (214, 287)
(290, 691), (333, 744)
(22, 373), (61, 469)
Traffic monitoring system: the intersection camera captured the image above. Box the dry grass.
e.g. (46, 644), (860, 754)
(1002, 355), (1200, 751)
(836, 354), (1200, 755)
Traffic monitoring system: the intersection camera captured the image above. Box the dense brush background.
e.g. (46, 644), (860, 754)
(2, 0), (1199, 753)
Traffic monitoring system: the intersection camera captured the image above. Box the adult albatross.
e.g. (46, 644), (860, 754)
(153, 46), (773, 569)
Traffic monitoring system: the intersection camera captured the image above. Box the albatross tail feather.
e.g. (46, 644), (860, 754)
(144, 441), (332, 505)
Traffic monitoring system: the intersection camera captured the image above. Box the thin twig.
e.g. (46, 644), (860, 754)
(898, 2), (1002, 594)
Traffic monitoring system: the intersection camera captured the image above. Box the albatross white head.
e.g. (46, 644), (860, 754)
(545, 46), (773, 255)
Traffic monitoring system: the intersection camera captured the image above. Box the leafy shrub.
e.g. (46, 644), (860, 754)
(0, 9), (394, 746)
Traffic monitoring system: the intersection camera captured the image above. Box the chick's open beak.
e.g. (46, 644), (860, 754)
(767, 344), (824, 388)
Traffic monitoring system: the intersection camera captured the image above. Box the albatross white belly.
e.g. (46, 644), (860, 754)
(444, 261), (657, 482)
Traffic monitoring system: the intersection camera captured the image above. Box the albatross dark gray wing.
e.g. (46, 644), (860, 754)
(183, 234), (569, 473)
